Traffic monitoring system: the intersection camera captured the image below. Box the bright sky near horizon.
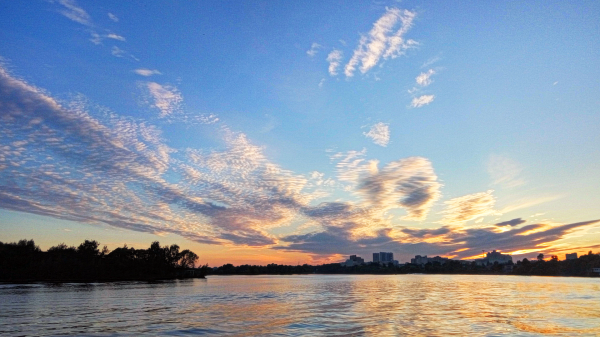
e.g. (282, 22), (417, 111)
(1, 1), (599, 266)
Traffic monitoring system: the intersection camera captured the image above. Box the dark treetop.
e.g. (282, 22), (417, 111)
(0, 239), (208, 282)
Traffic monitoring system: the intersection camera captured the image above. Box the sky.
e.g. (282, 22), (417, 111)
(1, 1), (599, 266)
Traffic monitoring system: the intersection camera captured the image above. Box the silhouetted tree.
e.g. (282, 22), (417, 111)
(0, 239), (205, 282)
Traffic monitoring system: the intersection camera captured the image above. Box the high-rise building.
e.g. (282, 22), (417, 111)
(474, 250), (512, 265)
(565, 253), (578, 260)
(385, 252), (394, 263)
(373, 252), (394, 263)
(343, 255), (365, 266)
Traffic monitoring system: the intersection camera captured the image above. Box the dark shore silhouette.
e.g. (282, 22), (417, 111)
(0, 239), (208, 283)
(2, 239), (599, 282)
(209, 252), (600, 277)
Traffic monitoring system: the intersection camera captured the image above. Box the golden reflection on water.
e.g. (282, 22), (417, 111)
(1, 275), (600, 336)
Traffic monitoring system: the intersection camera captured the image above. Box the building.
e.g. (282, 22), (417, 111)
(342, 255), (365, 267)
(565, 253), (578, 260)
(410, 255), (449, 266)
(475, 250), (513, 266)
(373, 252), (394, 264)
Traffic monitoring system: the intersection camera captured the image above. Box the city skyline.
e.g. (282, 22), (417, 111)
(1, 1), (599, 265)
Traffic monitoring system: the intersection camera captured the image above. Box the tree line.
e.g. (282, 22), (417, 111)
(208, 252), (600, 277)
(0, 239), (207, 282)
(2, 239), (598, 281)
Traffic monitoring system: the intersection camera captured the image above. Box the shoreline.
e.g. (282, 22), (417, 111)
(3, 272), (598, 284)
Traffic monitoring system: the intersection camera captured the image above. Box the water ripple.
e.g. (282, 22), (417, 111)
(1, 275), (600, 336)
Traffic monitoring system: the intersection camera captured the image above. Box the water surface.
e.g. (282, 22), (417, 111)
(1, 274), (600, 336)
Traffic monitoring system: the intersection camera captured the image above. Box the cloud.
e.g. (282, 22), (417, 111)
(134, 69), (162, 77)
(145, 82), (183, 117)
(421, 56), (441, 68)
(90, 33), (126, 45)
(111, 46), (126, 57)
(326, 50), (343, 76)
(411, 95), (435, 108)
(345, 8), (417, 77)
(108, 13), (119, 22)
(363, 122), (390, 147)
(0, 66), (317, 247)
(57, 0), (91, 26)
(2, 65), (595, 258)
(107, 34), (126, 42)
(356, 157), (442, 220)
(306, 43), (321, 57)
(499, 195), (562, 214)
(415, 69), (435, 87)
(401, 226), (451, 238)
(280, 215), (600, 262)
(495, 218), (526, 227)
(440, 190), (498, 225)
(487, 154), (525, 188)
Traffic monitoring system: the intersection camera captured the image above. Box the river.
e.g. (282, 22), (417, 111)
(1, 274), (600, 336)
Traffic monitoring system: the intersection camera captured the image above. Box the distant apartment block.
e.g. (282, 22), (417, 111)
(475, 250), (512, 266)
(342, 255), (365, 267)
(373, 252), (394, 263)
(410, 255), (449, 266)
(565, 253), (578, 260)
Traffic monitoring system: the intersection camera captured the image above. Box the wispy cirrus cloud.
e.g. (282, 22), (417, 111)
(345, 8), (417, 77)
(56, 0), (91, 26)
(111, 46), (126, 57)
(90, 32), (126, 45)
(1, 65), (595, 260)
(145, 82), (183, 117)
(421, 56), (441, 68)
(440, 190), (498, 226)
(0, 66), (316, 247)
(108, 13), (119, 22)
(326, 50), (343, 76)
(487, 154), (525, 188)
(363, 122), (390, 147)
(411, 94), (435, 108)
(306, 43), (321, 57)
(134, 68), (162, 77)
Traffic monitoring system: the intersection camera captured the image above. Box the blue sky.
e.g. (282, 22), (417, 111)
(1, 1), (599, 265)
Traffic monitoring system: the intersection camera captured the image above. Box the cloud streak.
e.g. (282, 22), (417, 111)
(440, 190), (498, 225)
(345, 8), (417, 77)
(488, 154), (525, 188)
(306, 43), (321, 57)
(0, 66), (317, 247)
(135, 69), (162, 77)
(326, 50), (343, 76)
(411, 95), (435, 108)
(57, 0), (91, 26)
(363, 122), (390, 147)
(415, 69), (435, 87)
(145, 82), (183, 117)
